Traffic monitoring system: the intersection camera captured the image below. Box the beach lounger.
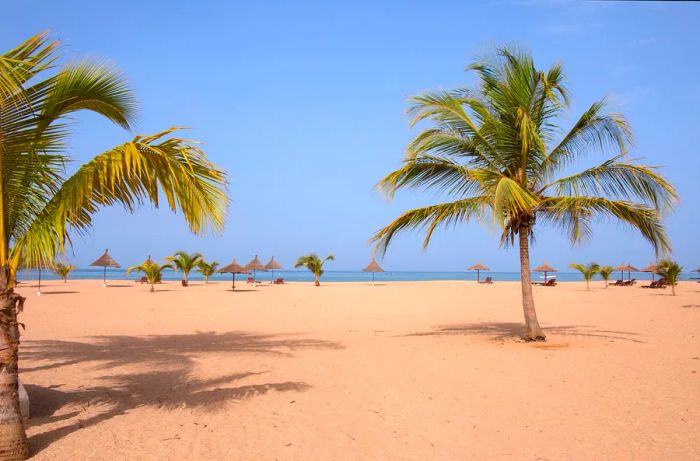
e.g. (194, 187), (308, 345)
(274, 278), (285, 284)
(247, 277), (255, 284)
(478, 276), (493, 284)
(611, 280), (624, 286)
(135, 276), (148, 284)
(641, 280), (659, 289)
(623, 278), (637, 286)
(544, 278), (557, 287)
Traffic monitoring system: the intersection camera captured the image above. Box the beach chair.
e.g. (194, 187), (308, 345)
(246, 277), (255, 284)
(641, 280), (659, 289)
(544, 278), (557, 287)
(611, 280), (624, 286)
(623, 278), (637, 286)
(135, 276), (148, 284)
(478, 276), (493, 284)
(274, 278), (285, 284)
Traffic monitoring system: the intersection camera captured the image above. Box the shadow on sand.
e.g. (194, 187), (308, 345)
(21, 331), (343, 455)
(404, 322), (644, 343)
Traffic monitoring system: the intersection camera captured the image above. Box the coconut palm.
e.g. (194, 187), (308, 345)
(127, 258), (173, 293)
(166, 251), (204, 286)
(198, 260), (219, 283)
(569, 262), (600, 291)
(294, 254), (334, 286)
(599, 265), (614, 288)
(0, 33), (228, 458)
(372, 46), (677, 341)
(657, 259), (682, 296)
(52, 262), (76, 283)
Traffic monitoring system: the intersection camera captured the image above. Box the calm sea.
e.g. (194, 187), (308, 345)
(15, 268), (696, 283)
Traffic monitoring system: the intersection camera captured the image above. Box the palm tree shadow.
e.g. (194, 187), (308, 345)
(404, 322), (644, 343)
(21, 331), (343, 455)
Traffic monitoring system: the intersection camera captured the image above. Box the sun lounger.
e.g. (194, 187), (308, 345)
(611, 280), (624, 286)
(623, 278), (637, 286)
(478, 276), (493, 284)
(274, 278), (285, 284)
(641, 280), (659, 289)
(643, 278), (667, 289)
(247, 277), (255, 284)
(544, 278), (557, 287)
(135, 276), (148, 283)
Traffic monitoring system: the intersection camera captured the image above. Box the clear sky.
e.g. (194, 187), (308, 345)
(4, 0), (699, 271)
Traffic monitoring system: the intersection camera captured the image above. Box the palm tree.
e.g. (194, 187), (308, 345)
(198, 260), (219, 283)
(294, 254), (334, 286)
(599, 265), (614, 288)
(52, 262), (76, 283)
(0, 33), (228, 458)
(569, 262), (600, 291)
(372, 46), (677, 341)
(166, 251), (204, 286)
(127, 258), (173, 293)
(657, 259), (682, 296)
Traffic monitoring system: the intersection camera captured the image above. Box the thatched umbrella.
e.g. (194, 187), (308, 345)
(90, 249), (121, 287)
(218, 259), (249, 290)
(534, 262), (557, 283)
(468, 263), (490, 283)
(245, 255), (266, 285)
(641, 262), (658, 282)
(264, 256), (283, 282)
(614, 263), (638, 282)
(362, 258), (384, 286)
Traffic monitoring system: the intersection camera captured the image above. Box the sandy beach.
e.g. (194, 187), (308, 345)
(12, 279), (698, 460)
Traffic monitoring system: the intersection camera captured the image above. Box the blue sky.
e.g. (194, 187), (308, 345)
(4, 0), (700, 271)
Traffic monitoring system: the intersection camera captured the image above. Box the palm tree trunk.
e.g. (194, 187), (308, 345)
(586, 279), (590, 291)
(518, 226), (545, 341)
(0, 273), (29, 461)
(150, 283), (155, 293)
(314, 274), (320, 287)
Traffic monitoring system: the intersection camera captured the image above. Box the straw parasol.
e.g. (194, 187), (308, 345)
(90, 249), (121, 287)
(218, 259), (249, 290)
(264, 256), (283, 282)
(468, 263), (490, 283)
(613, 263), (638, 282)
(534, 262), (557, 283)
(362, 258), (384, 286)
(640, 262), (658, 282)
(245, 255), (267, 285)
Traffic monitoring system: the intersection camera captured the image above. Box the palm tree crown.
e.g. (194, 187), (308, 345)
(166, 251), (204, 283)
(569, 262), (600, 290)
(598, 265), (614, 288)
(197, 260), (219, 283)
(1, 32), (228, 282)
(657, 259), (682, 296)
(126, 258), (173, 292)
(373, 46), (677, 339)
(294, 254), (334, 286)
(52, 262), (76, 282)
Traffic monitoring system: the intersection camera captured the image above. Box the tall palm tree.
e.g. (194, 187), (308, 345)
(294, 254), (334, 286)
(166, 251), (204, 286)
(599, 265), (614, 288)
(52, 262), (76, 283)
(372, 46), (677, 341)
(0, 33), (228, 459)
(127, 258), (173, 293)
(657, 259), (682, 296)
(198, 260), (219, 283)
(569, 262), (600, 291)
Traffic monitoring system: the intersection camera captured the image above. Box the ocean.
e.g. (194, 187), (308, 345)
(15, 268), (696, 283)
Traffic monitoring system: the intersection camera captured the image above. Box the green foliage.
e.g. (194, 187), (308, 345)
(52, 262), (76, 282)
(294, 254), (334, 284)
(657, 259), (683, 295)
(569, 262), (600, 290)
(598, 265), (615, 286)
(126, 258), (173, 292)
(198, 260), (219, 283)
(0, 32), (228, 280)
(166, 251), (204, 282)
(372, 46), (677, 256)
